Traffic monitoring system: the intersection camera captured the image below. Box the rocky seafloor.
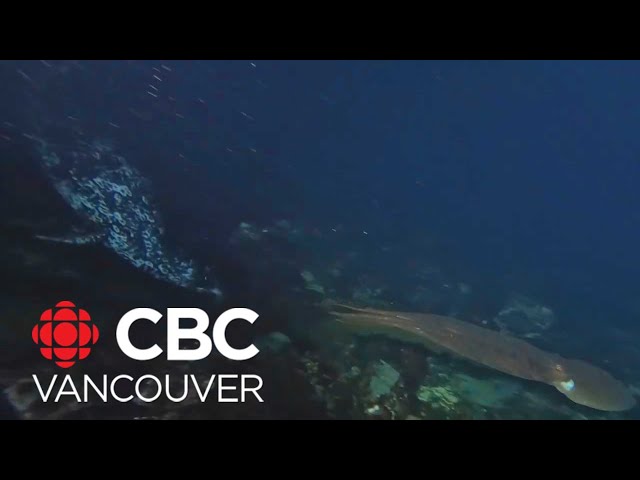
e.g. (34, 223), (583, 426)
(2, 216), (639, 420)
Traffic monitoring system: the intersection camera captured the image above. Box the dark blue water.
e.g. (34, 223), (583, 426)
(2, 60), (639, 419)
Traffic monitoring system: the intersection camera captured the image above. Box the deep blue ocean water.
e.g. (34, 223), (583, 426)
(1, 60), (639, 419)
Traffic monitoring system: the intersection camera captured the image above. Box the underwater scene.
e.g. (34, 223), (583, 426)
(1, 60), (639, 420)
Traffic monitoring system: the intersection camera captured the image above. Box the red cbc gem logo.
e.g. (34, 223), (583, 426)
(31, 300), (99, 368)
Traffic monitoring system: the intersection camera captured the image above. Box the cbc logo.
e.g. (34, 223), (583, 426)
(32, 300), (100, 368)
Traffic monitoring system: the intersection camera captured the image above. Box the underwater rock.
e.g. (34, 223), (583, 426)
(351, 274), (390, 307)
(353, 285), (386, 305)
(458, 283), (472, 295)
(300, 270), (326, 295)
(300, 270), (315, 283)
(272, 219), (303, 239)
(448, 373), (522, 409)
(416, 384), (460, 412)
(230, 222), (263, 244)
(255, 332), (292, 353)
(408, 285), (449, 313)
(297, 352), (350, 419)
(407, 266), (472, 316)
(493, 294), (555, 337)
(344, 366), (361, 378)
(327, 261), (343, 278)
(365, 404), (383, 416)
(3, 378), (39, 419)
(368, 360), (400, 400)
